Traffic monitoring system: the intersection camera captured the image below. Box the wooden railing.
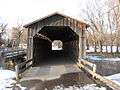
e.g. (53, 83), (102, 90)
(77, 59), (120, 90)
(78, 59), (96, 78)
(2, 49), (26, 59)
(2, 49), (26, 54)
(15, 59), (33, 79)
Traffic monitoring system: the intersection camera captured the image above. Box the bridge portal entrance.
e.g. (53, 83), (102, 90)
(33, 26), (79, 66)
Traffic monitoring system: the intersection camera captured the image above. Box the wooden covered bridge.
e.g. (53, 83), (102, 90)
(15, 12), (120, 90)
(24, 12), (88, 64)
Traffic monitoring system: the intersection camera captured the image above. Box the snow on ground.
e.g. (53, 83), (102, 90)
(52, 84), (106, 90)
(86, 46), (120, 53)
(105, 73), (120, 86)
(0, 69), (26, 90)
(86, 46), (95, 52)
(0, 69), (16, 90)
(0, 70), (16, 80)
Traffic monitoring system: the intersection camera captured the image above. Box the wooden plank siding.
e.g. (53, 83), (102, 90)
(24, 13), (88, 61)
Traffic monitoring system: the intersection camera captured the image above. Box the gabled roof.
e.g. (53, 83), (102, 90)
(24, 12), (89, 28)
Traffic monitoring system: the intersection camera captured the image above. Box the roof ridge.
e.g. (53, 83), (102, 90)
(24, 12), (89, 28)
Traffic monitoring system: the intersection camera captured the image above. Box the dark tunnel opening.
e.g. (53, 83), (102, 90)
(33, 26), (79, 66)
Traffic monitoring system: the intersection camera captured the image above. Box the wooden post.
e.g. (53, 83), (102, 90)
(78, 28), (82, 60)
(81, 26), (86, 58)
(93, 64), (96, 73)
(81, 29), (85, 58)
(92, 64), (96, 78)
(15, 65), (19, 80)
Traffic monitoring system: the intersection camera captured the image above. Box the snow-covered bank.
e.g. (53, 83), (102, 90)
(0, 69), (26, 90)
(0, 70), (16, 80)
(105, 73), (120, 86)
(52, 84), (106, 90)
(0, 70), (16, 90)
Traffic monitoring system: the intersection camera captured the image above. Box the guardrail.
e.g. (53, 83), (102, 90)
(2, 49), (26, 59)
(15, 59), (33, 79)
(78, 59), (96, 77)
(2, 49), (26, 54)
(77, 59), (120, 90)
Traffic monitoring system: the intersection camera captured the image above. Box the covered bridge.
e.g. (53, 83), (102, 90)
(24, 12), (89, 66)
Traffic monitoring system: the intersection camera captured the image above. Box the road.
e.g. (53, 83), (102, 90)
(22, 63), (81, 81)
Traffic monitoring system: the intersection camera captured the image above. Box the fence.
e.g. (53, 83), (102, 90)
(15, 59), (33, 79)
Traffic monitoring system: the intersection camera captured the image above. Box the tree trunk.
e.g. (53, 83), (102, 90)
(100, 41), (103, 52)
(106, 44), (108, 53)
(94, 42), (97, 52)
(86, 39), (89, 50)
(116, 44), (119, 53)
(110, 44), (113, 53)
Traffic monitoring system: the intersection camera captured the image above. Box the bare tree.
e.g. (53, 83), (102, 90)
(83, 0), (120, 53)
(106, 0), (120, 53)
(83, 0), (107, 52)
(11, 24), (23, 48)
(0, 23), (7, 47)
(113, 6), (120, 53)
